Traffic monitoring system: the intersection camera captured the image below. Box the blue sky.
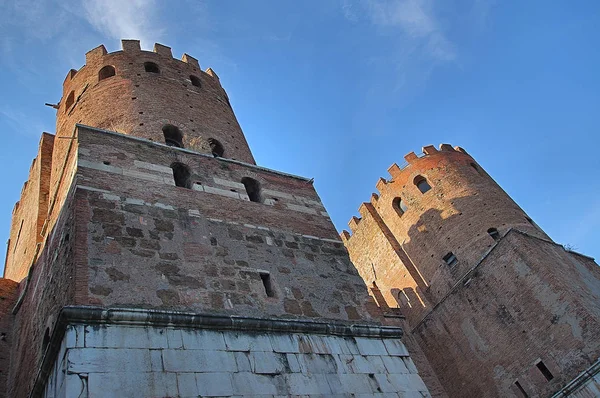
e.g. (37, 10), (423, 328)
(1, 0), (599, 275)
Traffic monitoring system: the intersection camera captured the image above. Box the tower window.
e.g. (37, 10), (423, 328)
(190, 75), (201, 87)
(392, 197), (408, 216)
(144, 62), (160, 73)
(260, 272), (275, 297)
(208, 138), (224, 157)
(162, 125), (183, 148)
(443, 252), (457, 266)
(64, 91), (75, 112)
(242, 177), (261, 203)
(414, 176), (431, 194)
(171, 162), (192, 188)
(487, 228), (500, 241)
(98, 65), (116, 81)
(535, 361), (554, 381)
(514, 381), (529, 397)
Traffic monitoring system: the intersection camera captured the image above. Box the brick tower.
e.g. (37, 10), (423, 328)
(0, 40), (437, 397)
(342, 144), (600, 397)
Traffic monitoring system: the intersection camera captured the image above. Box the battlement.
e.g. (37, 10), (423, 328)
(63, 39), (215, 91)
(342, 143), (474, 242)
(388, 143), (472, 179)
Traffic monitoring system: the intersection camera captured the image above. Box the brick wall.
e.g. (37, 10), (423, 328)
(3, 133), (54, 282)
(49, 40), (254, 233)
(6, 186), (77, 398)
(74, 125), (377, 321)
(0, 278), (18, 398)
(412, 231), (600, 397)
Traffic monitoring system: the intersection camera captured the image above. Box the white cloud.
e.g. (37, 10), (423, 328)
(359, 0), (456, 62)
(81, 0), (163, 49)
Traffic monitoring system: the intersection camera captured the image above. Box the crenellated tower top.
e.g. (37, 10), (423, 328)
(56, 39), (254, 164)
(342, 143), (550, 305)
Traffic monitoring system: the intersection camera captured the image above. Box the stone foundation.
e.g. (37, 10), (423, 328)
(41, 307), (430, 397)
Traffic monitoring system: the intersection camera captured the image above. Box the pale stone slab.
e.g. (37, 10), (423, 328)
(231, 372), (280, 395)
(213, 177), (246, 190)
(84, 325), (168, 349)
(162, 349), (237, 372)
(354, 337), (389, 356)
(87, 372), (178, 398)
(181, 329), (226, 350)
(224, 332), (273, 352)
(383, 339), (410, 357)
(176, 372), (198, 397)
(67, 348), (151, 373)
(249, 351), (287, 374)
(381, 355), (410, 374)
(196, 372), (235, 396)
(133, 160), (172, 173)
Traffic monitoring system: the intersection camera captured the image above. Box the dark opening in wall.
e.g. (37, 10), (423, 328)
(98, 65), (116, 80)
(208, 138), (224, 157)
(144, 62), (160, 73)
(42, 328), (50, 353)
(64, 91), (75, 112)
(536, 361), (554, 381)
(260, 272), (275, 297)
(487, 228), (500, 241)
(443, 252), (457, 266)
(242, 177), (261, 203)
(190, 75), (201, 87)
(392, 197), (408, 216)
(514, 381), (528, 397)
(162, 125), (183, 148)
(171, 162), (192, 189)
(414, 175), (431, 193)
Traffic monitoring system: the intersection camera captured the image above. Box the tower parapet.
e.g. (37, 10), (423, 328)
(343, 143), (549, 309)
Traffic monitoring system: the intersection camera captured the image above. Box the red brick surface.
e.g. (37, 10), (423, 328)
(343, 144), (600, 397)
(0, 279), (18, 398)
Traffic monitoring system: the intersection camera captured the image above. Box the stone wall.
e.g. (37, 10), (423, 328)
(42, 310), (430, 397)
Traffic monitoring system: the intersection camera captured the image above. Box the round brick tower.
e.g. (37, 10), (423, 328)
(56, 40), (253, 164)
(343, 144), (550, 307)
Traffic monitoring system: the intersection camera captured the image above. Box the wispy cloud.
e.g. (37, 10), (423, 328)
(347, 0), (456, 62)
(81, 0), (163, 49)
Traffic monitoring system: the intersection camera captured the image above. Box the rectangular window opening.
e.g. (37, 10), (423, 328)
(260, 272), (275, 297)
(536, 361), (554, 381)
(443, 252), (457, 266)
(514, 381), (529, 398)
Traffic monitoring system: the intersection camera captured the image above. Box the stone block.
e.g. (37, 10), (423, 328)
(67, 348), (151, 373)
(354, 337), (389, 356)
(87, 372), (178, 397)
(234, 351), (252, 372)
(386, 373), (428, 392)
(64, 325), (84, 348)
(231, 372), (280, 395)
(162, 349), (237, 372)
(295, 353), (338, 374)
(196, 372), (235, 396)
(149, 349), (163, 372)
(402, 357), (419, 374)
(249, 351), (287, 374)
(166, 328), (184, 348)
(383, 339), (410, 357)
(177, 373), (198, 397)
(84, 325), (168, 349)
(381, 356), (410, 374)
(181, 329), (226, 350)
(269, 333), (300, 353)
(338, 373), (379, 394)
(284, 373), (332, 395)
(224, 332), (273, 352)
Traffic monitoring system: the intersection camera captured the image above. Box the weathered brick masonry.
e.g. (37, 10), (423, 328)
(343, 145), (600, 397)
(1, 40), (435, 397)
